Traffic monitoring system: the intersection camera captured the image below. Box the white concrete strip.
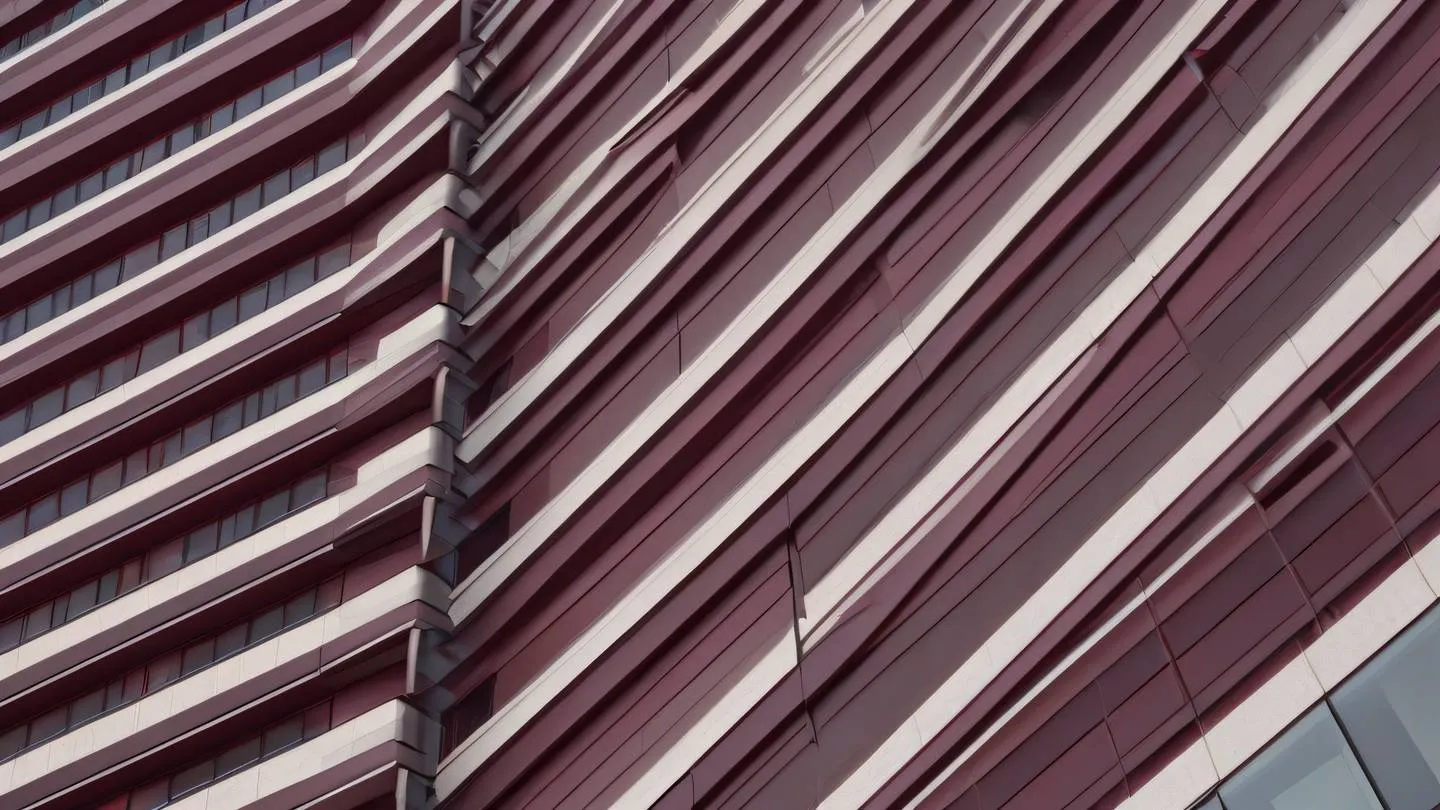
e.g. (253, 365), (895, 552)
(0, 570), (443, 795)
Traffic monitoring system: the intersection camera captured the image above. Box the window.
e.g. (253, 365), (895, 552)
(1219, 705), (1382, 810)
(1, 129), (355, 348)
(1333, 608), (1440, 809)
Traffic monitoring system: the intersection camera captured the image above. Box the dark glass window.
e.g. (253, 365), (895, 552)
(1220, 705), (1382, 810)
(1333, 608), (1440, 809)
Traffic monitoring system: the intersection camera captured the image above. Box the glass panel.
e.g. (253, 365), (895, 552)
(28, 493), (59, 531)
(0, 725), (25, 758)
(160, 224), (188, 259)
(210, 297), (238, 335)
(262, 170), (290, 204)
(214, 623), (247, 659)
(235, 88), (262, 118)
(318, 245), (348, 278)
(182, 314), (209, 351)
(0, 616), (20, 651)
(66, 369), (98, 407)
(282, 590), (315, 626)
(78, 172), (103, 202)
(261, 72), (294, 103)
(181, 416), (211, 454)
(71, 689), (104, 724)
(67, 578), (98, 616)
(215, 737), (260, 777)
(31, 387), (63, 426)
(121, 241), (159, 280)
(168, 759), (214, 798)
(29, 706), (65, 744)
(138, 329), (180, 373)
(302, 702), (330, 739)
(183, 524), (217, 562)
(256, 491), (288, 528)
(180, 637), (214, 675)
(1334, 607), (1440, 809)
(91, 461), (122, 499)
(296, 56), (321, 84)
(213, 401), (243, 440)
(316, 141), (346, 173)
(297, 360), (326, 396)
(238, 284), (266, 320)
(250, 606), (282, 641)
(0, 409), (24, 443)
(321, 40), (352, 70)
(93, 261), (121, 295)
(52, 184), (77, 216)
(210, 102), (235, 132)
(1220, 705), (1382, 810)
(262, 716), (303, 756)
(232, 186), (261, 220)
(59, 478), (87, 515)
(284, 258), (316, 294)
(146, 645), (181, 683)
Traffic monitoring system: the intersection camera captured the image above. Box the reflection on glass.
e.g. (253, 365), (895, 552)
(1334, 608), (1440, 809)
(1219, 705), (1382, 810)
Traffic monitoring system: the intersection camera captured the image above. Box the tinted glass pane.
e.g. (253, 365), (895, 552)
(1221, 705), (1382, 810)
(317, 141), (346, 173)
(262, 716), (303, 756)
(31, 387), (63, 426)
(238, 285), (265, 320)
(283, 590), (316, 626)
(262, 170), (290, 204)
(29, 706), (65, 743)
(91, 461), (122, 499)
(184, 523), (218, 562)
(233, 186), (261, 220)
(296, 56), (321, 84)
(250, 606), (282, 641)
(71, 689), (104, 724)
(294, 473), (326, 506)
(0, 409), (23, 443)
(28, 493), (59, 531)
(321, 40), (352, 69)
(1334, 607), (1440, 809)
(213, 401), (243, 440)
(297, 360), (326, 396)
(160, 224), (187, 259)
(68, 578), (98, 615)
(122, 242), (159, 279)
(214, 623), (247, 659)
(137, 329), (180, 373)
(59, 479), (87, 516)
(93, 261), (121, 295)
(261, 72), (294, 103)
(256, 492), (288, 528)
(169, 759), (214, 798)
(216, 737), (260, 777)
(180, 637), (214, 675)
(66, 370), (98, 407)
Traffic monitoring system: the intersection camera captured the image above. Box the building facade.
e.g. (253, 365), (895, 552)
(5, 0), (1440, 809)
